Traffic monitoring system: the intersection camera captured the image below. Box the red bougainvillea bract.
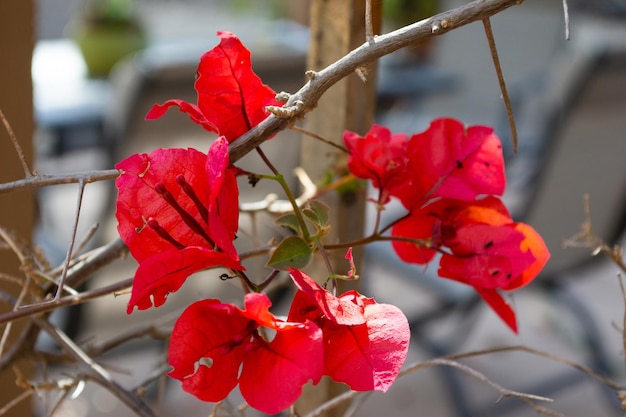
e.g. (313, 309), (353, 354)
(346, 120), (549, 332)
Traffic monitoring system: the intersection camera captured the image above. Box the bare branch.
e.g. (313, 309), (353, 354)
(46, 382), (78, 417)
(0, 277), (132, 327)
(0, 169), (119, 195)
(63, 237), (128, 290)
(562, 0), (570, 40)
(619, 273), (626, 370)
(36, 317), (157, 417)
(228, 0), (526, 163)
(0, 275), (132, 372)
(365, 0), (375, 43)
(482, 17), (518, 153)
(425, 359), (558, 406)
(73, 223), (100, 260)
(302, 355), (557, 417)
(304, 338), (626, 417)
(0, 320), (37, 373)
(447, 345), (625, 392)
(55, 179), (86, 301)
(563, 196), (626, 376)
(0, 273), (31, 358)
(0, 109), (34, 177)
(82, 312), (174, 357)
(0, 386), (34, 416)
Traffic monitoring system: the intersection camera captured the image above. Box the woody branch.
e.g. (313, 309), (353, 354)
(228, 0), (524, 162)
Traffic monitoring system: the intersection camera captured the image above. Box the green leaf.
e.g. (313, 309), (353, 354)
(309, 200), (329, 225)
(303, 200), (332, 238)
(266, 236), (313, 270)
(303, 208), (320, 225)
(304, 200), (329, 226)
(274, 213), (302, 234)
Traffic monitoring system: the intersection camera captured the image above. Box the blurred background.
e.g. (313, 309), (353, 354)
(22, 0), (626, 416)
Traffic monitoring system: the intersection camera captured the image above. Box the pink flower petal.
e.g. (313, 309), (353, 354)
(127, 247), (242, 313)
(168, 300), (249, 402)
(323, 302), (410, 392)
(239, 321), (323, 414)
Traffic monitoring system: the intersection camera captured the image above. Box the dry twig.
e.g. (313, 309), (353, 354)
(54, 179), (86, 301)
(482, 17), (518, 153)
(562, 0), (570, 40)
(365, 0), (375, 43)
(302, 354), (560, 417)
(0, 169), (119, 195)
(0, 108), (34, 177)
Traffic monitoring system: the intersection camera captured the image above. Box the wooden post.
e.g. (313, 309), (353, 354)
(302, 0), (380, 276)
(0, 1), (35, 416)
(297, 1), (380, 415)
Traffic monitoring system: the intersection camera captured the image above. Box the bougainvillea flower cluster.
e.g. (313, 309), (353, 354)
(167, 267), (409, 413)
(345, 120), (549, 332)
(115, 31), (549, 413)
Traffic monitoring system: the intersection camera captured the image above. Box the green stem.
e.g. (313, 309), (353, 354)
(255, 147), (311, 241)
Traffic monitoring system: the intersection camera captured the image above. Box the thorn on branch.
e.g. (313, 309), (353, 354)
(275, 91), (291, 103)
(365, 0), (375, 44)
(266, 100), (305, 119)
(355, 67), (368, 83)
(431, 20), (450, 34)
(482, 17), (518, 153)
(562, 0), (570, 40)
(0, 108), (35, 177)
